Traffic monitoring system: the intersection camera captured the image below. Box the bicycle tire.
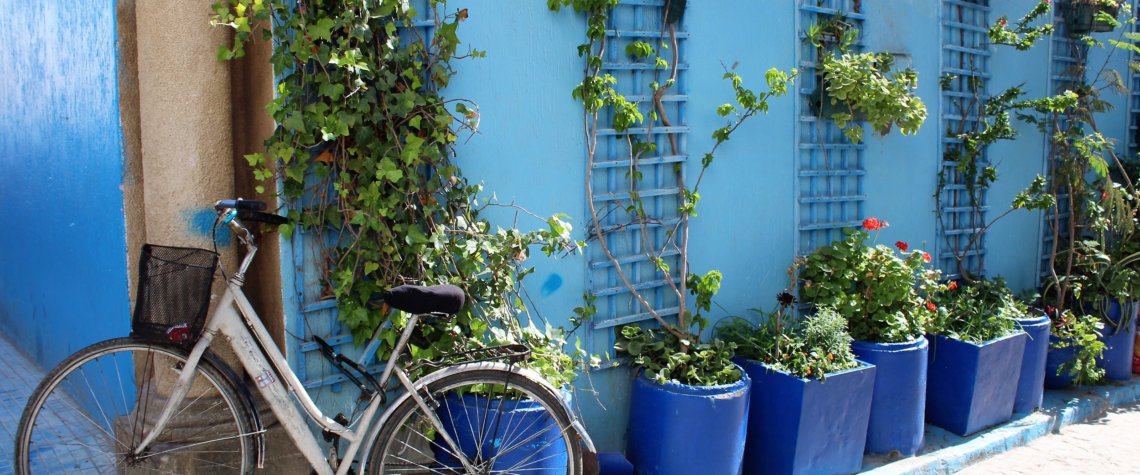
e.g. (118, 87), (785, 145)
(367, 368), (583, 475)
(14, 337), (256, 474)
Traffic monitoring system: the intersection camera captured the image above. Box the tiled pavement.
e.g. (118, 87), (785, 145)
(1, 328), (1139, 474)
(0, 332), (46, 475)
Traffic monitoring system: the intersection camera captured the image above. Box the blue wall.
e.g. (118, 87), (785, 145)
(0, 1), (130, 367)
(439, 0), (1137, 451)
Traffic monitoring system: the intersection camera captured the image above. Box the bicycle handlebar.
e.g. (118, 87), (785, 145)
(237, 209), (289, 226)
(214, 199), (267, 211)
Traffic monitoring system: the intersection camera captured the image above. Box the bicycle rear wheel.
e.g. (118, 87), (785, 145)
(14, 337), (255, 474)
(368, 367), (583, 475)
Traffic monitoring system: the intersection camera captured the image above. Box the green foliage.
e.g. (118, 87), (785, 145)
(989, 1), (1055, 51)
(936, 1), (1061, 281)
(551, 1), (793, 386)
(615, 326), (740, 386)
(807, 19), (927, 143)
(1032, 3), (1140, 316)
(1050, 309), (1106, 386)
(718, 307), (859, 381)
(799, 225), (942, 343)
(211, 0), (587, 386)
(928, 278), (1024, 344)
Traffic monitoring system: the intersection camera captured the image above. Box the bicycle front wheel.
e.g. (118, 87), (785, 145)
(14, 337), (255, 474)
(368, 368), (583, 475)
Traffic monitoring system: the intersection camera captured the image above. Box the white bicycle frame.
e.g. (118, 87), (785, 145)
(131, 210), (594, 475)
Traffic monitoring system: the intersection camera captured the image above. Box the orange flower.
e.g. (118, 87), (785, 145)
(926, 301), (937, 312)
(947, 281), (958, 291)
(922, 252), (932, 263)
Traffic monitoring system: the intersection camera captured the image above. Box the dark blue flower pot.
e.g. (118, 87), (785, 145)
(434, 391), (570, 473)
(737, 359), (875, 475)
(851, 337), (928, 456)
(1013, 314), (1051, 413)
(1096, 299), (1137, 381)
(1044, 335), (1078, 389)
(925, 332), (1027, 436)
(627, 367), (751, 475)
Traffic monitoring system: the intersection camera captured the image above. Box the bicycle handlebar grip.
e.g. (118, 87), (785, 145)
(237, 209), (289, 226)
(214, 199), (267, 211)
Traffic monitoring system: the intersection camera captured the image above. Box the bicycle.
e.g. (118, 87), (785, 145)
(15, 199), (597, 474)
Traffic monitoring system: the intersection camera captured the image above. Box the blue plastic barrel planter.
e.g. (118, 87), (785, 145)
(626, 368), (751, 475)
(1096, 299), (1137, 381)
(925, 332), (1027, 436)
(1013, 314), (1051, 413)
(738, 359), (875, 475)
(851, 337), (928, 456)
(1044, 335), (1078, 389)
(434, 392), (569, 473)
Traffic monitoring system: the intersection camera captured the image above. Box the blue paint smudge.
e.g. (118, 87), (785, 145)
(540, 274), (563, 297)
(186, 208), (232, 247)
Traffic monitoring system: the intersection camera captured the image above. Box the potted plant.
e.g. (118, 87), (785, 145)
(798, 218), (941, 456)
(1065, 0), (1122, 35)
(1044, 307), (1107, 388)
(550, 1), (800, 471)
(718, 277), (874, 475)
(1069, 238), (1140, 381)
(805, 17), (928, 144)
(616, 318), (750, 475)
(925, 278), (1028, 436)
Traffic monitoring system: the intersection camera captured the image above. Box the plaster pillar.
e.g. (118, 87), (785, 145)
(135, 1), (235, 255)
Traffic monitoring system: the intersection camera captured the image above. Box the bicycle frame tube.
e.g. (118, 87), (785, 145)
(133, 213), (484, 473)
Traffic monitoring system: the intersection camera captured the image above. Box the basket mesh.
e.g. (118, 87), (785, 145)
(131, 244), (219, 343)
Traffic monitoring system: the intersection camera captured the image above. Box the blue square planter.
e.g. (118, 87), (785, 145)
(737, 359), (875, 475)
(925, 331), (1027, 436)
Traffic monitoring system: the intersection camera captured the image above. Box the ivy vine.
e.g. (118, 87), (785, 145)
(211, 0), (584, 387)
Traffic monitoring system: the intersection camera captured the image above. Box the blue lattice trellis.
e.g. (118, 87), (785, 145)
(1039, 5), (1084, 282)
(938, 0), (991, 280)
(1129, 0), (1140, 159)
(796, 0), (867, 256)
(588, 0), (689, 331)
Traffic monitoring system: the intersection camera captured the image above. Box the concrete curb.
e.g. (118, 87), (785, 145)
(861, 377), (1140, 474)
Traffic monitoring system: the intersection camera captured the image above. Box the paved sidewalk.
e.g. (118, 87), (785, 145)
(959, 401), (1140, 474)
(0, 333), (49, 475)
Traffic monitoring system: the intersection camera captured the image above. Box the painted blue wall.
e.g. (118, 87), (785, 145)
(269, 0), (1137, 452)
(441, 0), (1137, 451)
(0, 1), (130, 368)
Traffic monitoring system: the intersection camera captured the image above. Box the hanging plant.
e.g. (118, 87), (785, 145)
(805, 16), (928, 143)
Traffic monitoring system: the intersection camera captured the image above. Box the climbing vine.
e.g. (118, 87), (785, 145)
(549, 0), (795, 385)
(211, 0), (583, 386)
(934, 1), (1058, 282)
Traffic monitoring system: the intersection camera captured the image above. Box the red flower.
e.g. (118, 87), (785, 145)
(999, 18), (1008, 27)
(895, 241), (909, 252)
(922, 252), (932, 263)
(947, 281), (958, 291)
(863, 217), (888, 231)
(926, 301), (937, 312)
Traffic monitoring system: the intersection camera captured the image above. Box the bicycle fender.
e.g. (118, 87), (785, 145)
(356, 361), (595, 470)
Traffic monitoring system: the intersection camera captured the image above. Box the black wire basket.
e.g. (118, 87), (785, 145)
(131, 244), (219, 345)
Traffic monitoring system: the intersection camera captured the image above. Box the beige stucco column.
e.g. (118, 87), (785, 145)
(135, 1), (235, 254)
